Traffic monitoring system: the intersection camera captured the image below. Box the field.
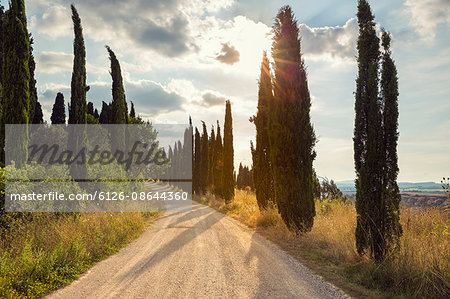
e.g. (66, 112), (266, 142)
(196, 190), (450, 298)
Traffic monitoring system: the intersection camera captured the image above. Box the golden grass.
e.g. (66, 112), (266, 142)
(0, 212), (158, 298)
(197, 190), (450, 298)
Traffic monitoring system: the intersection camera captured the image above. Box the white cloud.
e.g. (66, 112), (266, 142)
(404, 0), (450, 40)
(299, 18), (358, 60)
(30, 5), (72, 38)
(36, 51), (107, 74)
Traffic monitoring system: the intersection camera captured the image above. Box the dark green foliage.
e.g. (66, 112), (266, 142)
(193, 127), (201, 194)
(93, 108), (99, 119)
(1, 0), (30, 166)
(312, 169), (321, 199)
(68, 4), (87, 178)
(130, 101), (136, 118)
(87, 101), (94, 116)
(222, 100), (234, 203)
(51, 92), (66, 124)
(251, 51), (274, 209)
(68, 4), (87, 125)
(213, 121), (223, 197)
(236, 163), (252, 190)
(320, 177), (344, 200)
(28, 35), (38, 123)
(199, 121), (209, 193)
(106, 46), (127, 124)
(269, 6), (316, 232)
(354, 1), (401, 262)
(207, 126), (215, 188)
(99, 101), (112, 124)
(380, 30), (402, 251)
(32, 101), (43, 124)
(0, 5), (4, 86)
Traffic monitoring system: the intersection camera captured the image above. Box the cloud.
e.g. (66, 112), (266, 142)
(404, 0), (450, 40)
(201, 92), (227, 106)
(299, 18), (358, 60)
(36, 51), (106, 74)
(215, 43), (240, 65)
(29, 5), (72, 38)
(29, 0), (233, 58)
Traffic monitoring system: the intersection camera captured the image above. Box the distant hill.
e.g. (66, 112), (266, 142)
(336, 180), (444, 193)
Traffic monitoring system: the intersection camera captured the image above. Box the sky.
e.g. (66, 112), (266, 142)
(3, 0), (449, 182)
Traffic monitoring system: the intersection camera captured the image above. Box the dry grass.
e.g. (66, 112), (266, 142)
(197, 190), (450, 298)
(0, 212), (158, 298)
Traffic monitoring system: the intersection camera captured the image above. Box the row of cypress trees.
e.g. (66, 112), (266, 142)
(252, 6), (316, 233)
(192, 100), (234, 203)
(251, 2), (401, 262)
(236, 163), (253, 190)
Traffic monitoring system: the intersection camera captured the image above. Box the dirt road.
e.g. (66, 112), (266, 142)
(48, 202), (347, 298)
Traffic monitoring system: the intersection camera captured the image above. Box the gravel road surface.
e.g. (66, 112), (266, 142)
(48, 200), (347, 299)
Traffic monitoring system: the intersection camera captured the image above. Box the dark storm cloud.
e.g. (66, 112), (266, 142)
(215, 43), (240, 65)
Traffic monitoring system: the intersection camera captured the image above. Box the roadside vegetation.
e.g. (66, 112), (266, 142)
(0, 212), (158, 298)
(196, 190), (450, 298)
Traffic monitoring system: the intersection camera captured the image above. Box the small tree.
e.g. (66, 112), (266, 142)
(51, 92), (66, 124)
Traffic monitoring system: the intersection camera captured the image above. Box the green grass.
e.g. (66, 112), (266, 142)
(0, 212), (158, 298)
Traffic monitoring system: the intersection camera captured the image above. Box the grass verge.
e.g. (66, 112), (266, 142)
(0, 212), (159, 298)
(196, 190), (450, 298)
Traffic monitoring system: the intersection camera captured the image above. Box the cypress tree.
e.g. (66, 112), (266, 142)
(106, 46), (127, 124)
(51, 92), (66, 124)
(68, 4), (87, 125)
(199, 121), (209, 193)
(93, 108), (99, 119)
(237, 162), (244, 189)
(193, 127), (201, 194)
(208, 125), (216, 188)
(381, 30), (402, 251)
(99, 101), (111, 124)
(2, 0), (30, 166)
(32, 101), (43, 124)
(130, 101), (136, 118)
(28, 35), (38, 123)
(87, 101), (94, 116)
(222, 100), (234, 203)
(213, 121), (223, 197)
(354, 0), (385, 261)
(68, 4), (87, 178)
(252, 51), (274, 209)
(270, 6), (316, 232)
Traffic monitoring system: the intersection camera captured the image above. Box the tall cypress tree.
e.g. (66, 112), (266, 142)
(193, 127), (201, 194)
(106, 46), (127, 124)
(68, 4), (87, 125)
(28, 35), (39, 123)
(270, 6), (316, 232)
(214, 121), (223, 197)
(199, 121), (209, 193)
(252, 51), (274, 209)
(381, 30), (402, 252)
(2, 0), (30, 166)
(68, 4), (87, 178)
(354, 0), (385, 261)
(51, 92), (66, 124)
(208, 125), (216, 188)
(222, 100), (234, 203)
